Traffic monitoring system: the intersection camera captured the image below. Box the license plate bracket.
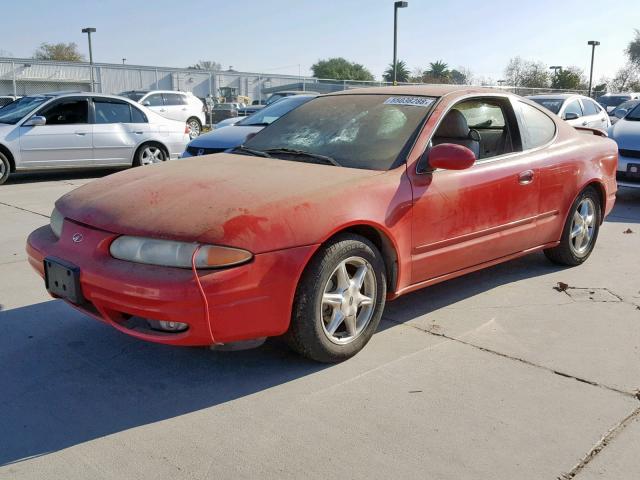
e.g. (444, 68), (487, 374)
(44, 256), (84, 304)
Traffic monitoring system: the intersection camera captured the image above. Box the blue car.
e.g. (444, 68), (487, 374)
(182, 94), (317, 157)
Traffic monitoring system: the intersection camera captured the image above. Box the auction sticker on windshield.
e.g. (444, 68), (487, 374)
(384, 96), (435, 107)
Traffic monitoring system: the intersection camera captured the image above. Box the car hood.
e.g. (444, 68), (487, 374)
(56, 154), (385, 253)
(187, 125), (263, 149)
(610, 119), (640, 150)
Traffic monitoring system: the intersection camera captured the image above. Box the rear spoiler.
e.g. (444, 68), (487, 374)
(574, 126), (608, 137)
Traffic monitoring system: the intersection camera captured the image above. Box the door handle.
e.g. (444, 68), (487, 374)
(159, 108), (167, 112)
(518, 170), (534, 185)
(74, 131), (88, 136)
(582, 121), (588, 126)
(181, 107), (187, 111)
(132, 131), (143, 134)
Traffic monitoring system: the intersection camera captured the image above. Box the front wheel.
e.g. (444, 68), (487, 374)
(0, 152), (10, 185)
(544, 186), (601, 266)
(287, 234), (387, 363)
(133, 144), (167, 167)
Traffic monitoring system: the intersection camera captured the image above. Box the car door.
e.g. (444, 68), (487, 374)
(141, 93), (166, 118)
(409, 96), (542, 283)
(162, 93), (189, 122)
(581, 98), (608, 129)
(19, 97), (92, 167)
(92, 97), (148, 165)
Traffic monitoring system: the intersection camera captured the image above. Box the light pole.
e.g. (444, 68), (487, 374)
(392, 1), (408, 85)
(122, 58), (126, 65)
(82, 27), (96, 92)
(587, 40), (600, 98)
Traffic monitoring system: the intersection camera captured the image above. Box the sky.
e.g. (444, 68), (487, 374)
(1, 0), (637, 83)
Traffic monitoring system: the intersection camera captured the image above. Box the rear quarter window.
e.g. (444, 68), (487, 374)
(518, 101), (556, 150)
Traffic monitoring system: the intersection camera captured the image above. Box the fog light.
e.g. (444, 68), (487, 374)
(157, 320), (188, 332)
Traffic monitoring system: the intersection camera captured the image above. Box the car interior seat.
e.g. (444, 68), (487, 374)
(432, 109), (480, 159)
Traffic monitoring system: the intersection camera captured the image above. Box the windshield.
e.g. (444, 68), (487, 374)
(119, 92), (146, 102)
(530, 98), (563, 114)
(613, 100), (640, 116)
(244, 94), (436, 170)
(625, 103), (640, 121)
(0, 96), (51, 124)
(238, 96), (313, 126)
(214, 104), (234, 110)
(597, 95), (631, 108)
(266, 93), (288, 105)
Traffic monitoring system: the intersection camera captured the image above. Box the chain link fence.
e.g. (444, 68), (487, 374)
(0, 57), (611, 102)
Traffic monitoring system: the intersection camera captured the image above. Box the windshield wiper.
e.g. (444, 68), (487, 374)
(241, 122), (271, 127)
(264, 148), (341, 166)
(231, 145), (272, 158)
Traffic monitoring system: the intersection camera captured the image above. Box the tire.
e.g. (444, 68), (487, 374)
(0, 152), (9, 185)
(187, 117), (202, 139)
(286, 233), (387, 363)
(544, 186), (601, 266)
(132, 143), (167, 167)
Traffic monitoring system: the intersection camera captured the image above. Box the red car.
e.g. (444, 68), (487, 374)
(27, 86), (618, 362)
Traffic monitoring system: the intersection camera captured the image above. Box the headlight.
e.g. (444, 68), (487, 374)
(109, 236), (252, 269)
(50, 207), (64, 238)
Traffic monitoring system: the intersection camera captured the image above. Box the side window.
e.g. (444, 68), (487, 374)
(564, 100), (582, 117)
(94, 99), (131, 124)
(518, 102), (556, 150)
(163, 93), (187, 106)
(582, 99), (600, 116)
(38, 99), (88, 125)
(144, 94), (163, 107)
(131, 106), (148, 123)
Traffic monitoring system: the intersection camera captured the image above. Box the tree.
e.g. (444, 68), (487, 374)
(423, 60), (450, 83)
(383, 60), (410, 83)
(504, 56), (549, 88)
(188, 60), (221, 71)
(311, 57), (374, 81)
(550, 66), (586, 90)
(608, 63), (639, 92)
(627, 29), (640, 68)
(450, 67), (472, 85)
(33, 42), (84, 62)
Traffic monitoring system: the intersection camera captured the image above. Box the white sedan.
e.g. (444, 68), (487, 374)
(528, 94), (610, 130)
(609, 102), (640, 189)
(0, 92), (190, 185)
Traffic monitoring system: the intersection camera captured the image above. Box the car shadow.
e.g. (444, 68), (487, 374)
(5, 168), (123, 185)
(0, 300), (327, 466)
(606, 187), (640, 224)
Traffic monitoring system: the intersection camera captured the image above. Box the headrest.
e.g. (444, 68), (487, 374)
(436, 109), (470, 138)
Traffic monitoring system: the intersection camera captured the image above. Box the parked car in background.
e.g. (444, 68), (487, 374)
(182, 94), (317, 158)
(27, 86), (617, 362)
(265, 90), (320, 105)
(610, 99), (640, 124)
(119, 90), (205, 139)
(210, 103), (238, 124)
(608, 102), (640, 189)
(238, 105), (264, 116)
(528, 94), (610, 130)
(0, 95), (20, 108)
(597, 93), (640, 114)
(212, 116), (243, 129)
(0, 92), (190, 185)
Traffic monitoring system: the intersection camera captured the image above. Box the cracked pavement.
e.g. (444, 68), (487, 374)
(0, 171), (639, 479)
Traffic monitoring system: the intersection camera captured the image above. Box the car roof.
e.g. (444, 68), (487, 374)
(528, 94), (578, 100)
(328, 85), (505, 98)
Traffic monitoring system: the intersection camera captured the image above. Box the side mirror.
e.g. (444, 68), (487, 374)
(427, 143), (475, 171)
(563, 112), (579, 121)
(142, 100), (151, 106)
(614, 109), (627, 119)
(23, 115), (46, 127)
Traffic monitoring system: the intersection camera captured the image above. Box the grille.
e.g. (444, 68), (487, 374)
(617, 171), (640, 183)
(186, 146), (227, 156)
(619, 149), (640, 159)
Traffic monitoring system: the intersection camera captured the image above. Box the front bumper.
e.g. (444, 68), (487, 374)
(617, 154), (640, 189)
(27, 221), (316, 346)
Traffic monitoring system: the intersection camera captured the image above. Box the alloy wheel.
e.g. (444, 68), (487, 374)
(320, 256), (376, 345)
(569, 197), (596, 255)
(188, 120), (200, 139)
(140, 146), (165, 166)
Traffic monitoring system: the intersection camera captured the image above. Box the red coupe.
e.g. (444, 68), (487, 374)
(27, 86), (618, 362)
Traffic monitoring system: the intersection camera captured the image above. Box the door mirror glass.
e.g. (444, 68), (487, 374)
(563, 112), (579, 121)
(23, 115), (46, 127)
(428, 143), (475, 171)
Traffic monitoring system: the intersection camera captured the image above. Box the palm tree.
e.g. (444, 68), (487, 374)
(383, 60), (410, 83)
(424, 60), (450, 83)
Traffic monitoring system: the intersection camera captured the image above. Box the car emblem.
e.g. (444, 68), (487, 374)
(197, 148), (205, 156)
(72, 233), (83, 243)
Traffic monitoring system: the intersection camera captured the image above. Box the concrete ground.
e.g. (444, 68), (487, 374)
(0, 170), (639, 479)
